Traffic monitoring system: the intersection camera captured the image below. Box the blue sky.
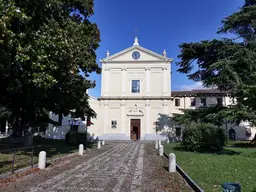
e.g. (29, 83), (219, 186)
(88, 0), (244, 98)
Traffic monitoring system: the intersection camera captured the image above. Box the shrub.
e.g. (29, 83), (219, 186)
(181, 123), (226, 152)
(65, 132), (87, 146)
(33, 135), (43, 145)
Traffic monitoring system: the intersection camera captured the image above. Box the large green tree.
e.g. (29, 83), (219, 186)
(0, 0), (100, 138)
(175, 0), (256, 130)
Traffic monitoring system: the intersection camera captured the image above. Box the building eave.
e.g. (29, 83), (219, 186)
(101, 45), (173, 63)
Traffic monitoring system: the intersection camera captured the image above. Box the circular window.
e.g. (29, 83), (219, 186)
(132, 51), (140, 60)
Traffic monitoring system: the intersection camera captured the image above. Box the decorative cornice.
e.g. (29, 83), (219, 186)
(121, 68), (126, 71)
(99, 96), (173, 100)
(100, 45), (173, 63)
(103, 60), (170, 64)
(104, 68), (110, 71)
(145, 68), (151, 71)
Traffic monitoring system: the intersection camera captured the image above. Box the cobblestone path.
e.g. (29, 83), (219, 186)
(3, 142), (191, 192)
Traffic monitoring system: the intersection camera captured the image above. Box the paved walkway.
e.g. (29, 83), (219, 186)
(3, 142), (191, 192)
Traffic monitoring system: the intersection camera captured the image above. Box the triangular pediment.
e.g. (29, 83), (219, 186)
(100, 45), (173, 63)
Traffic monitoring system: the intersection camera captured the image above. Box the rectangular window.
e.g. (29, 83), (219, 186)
(111, 120), (117, 128)
(217, 97), (223, 106)
(175, 98), (180, 107)
(131, 80), (140, 93)
(200, 98), (206, 106)
(190, 98), (196, 106)
(175, 127), (181, 137)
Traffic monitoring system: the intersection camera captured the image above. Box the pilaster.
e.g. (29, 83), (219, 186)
(105, 68), (110, 96)
(103, 101), (109, 134)
(145, 68), (151, 96)
(162, 67), (168, 96)
(120, 102), (126, 134)
(145, 101), (151, 134)
(121, 68), (126, 96)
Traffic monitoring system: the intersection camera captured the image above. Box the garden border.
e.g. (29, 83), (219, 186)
(0, 151), (79, 179)
(164, 152), (204, 192)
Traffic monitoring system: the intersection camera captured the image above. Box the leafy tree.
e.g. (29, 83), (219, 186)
(172, 105), (226, 127)
(175, 0), (256, 138)
(0, 0), (100, 141)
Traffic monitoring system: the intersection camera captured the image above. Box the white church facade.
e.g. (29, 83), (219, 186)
(88, 37), (173, 140)
(46, 37), (256, 141)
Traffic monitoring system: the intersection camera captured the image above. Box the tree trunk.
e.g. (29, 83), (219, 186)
(250, 133), (256, 144)
(24, 127), (34, 147)
(12, 121), (23, 137)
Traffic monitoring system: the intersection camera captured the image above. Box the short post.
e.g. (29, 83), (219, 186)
(38, 151), (46, 170)
(158, 140), (161, 147)
(102, 140), (105, 146)
(168, 153), (176, 173)
(5, 120), (8, 136)
(79, 144), (84, 156)
(155, 141), (158, 149)
(159, 145), (163, 156)
(166, 138), (170, 144)
(97, 140), (101, 149)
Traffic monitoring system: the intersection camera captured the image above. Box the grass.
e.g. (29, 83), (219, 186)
(0, 137), (91, 174)
(164, 143), (256, 192)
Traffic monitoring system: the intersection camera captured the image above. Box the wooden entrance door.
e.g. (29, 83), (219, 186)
(130, 119), (141, 140)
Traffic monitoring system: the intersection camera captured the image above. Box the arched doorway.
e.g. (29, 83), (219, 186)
(229, 129), (236, 140)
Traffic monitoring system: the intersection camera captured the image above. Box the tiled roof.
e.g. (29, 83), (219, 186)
(172, 89), (228, 97)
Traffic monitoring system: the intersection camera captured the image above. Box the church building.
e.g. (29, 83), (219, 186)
(46, 37), (256, 141)
(87, 37), (173, 140)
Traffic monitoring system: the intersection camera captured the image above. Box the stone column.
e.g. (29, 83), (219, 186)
(145, 68), (150, 96)
(163, 67), (168, 96)
(145, 101), (150, 137)
(121, 102), (126, 135)
(121, 68), (126, 96)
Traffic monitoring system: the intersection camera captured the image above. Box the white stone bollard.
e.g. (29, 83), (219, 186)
(79, 144), (84, 155)
(158, 140), (161, 148)
(159, 145), (164, 156)
(102, 140), (105, 146)
(155, 141), (158, 149)
(97, 140), (101, 149)
(166, 138), (170, 144)
(168, 153), (176, 173)
(38, 151), (46, 170)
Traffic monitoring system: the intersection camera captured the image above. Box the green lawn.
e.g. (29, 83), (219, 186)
(164, 143), (256, 192)
(0, 138), (86, 174)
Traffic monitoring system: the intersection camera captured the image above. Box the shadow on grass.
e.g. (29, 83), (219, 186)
(172, 146), (241, 156)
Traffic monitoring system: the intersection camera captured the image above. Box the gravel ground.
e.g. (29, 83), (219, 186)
(141, 143), (192, 192)
(1, 141), (192, 192)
